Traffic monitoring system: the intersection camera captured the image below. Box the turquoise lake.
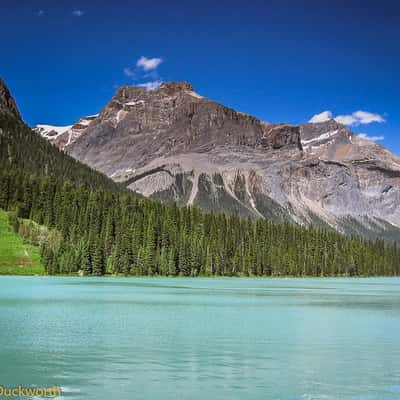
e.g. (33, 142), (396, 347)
(0, 276), (400, 399)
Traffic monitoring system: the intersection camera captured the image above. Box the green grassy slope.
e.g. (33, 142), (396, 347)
(0, 209), (45, 275)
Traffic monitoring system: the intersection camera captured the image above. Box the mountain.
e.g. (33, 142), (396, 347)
(2, 77), (399, 276)
(35, 82), (400, 239)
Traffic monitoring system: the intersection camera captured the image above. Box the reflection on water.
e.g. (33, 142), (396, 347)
(0, 277), (400, 400)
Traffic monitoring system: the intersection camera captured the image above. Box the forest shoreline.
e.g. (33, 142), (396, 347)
(1, 273), (398, 279)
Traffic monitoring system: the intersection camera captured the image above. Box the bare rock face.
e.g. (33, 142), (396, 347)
(0, 79), (21, 120)
(39, 81), (400, 239)
(262, 124), (301, 150)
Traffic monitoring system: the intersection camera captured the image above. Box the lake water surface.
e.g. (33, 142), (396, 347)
(0, 276), (400, 399)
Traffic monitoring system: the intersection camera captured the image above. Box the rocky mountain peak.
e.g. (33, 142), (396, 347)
(113, 81), (195, 103)
(113, 86), (146, 101)
(299, 119), (353, 155)
(0, 79), (21, 120)
(159, 82), (194, 93)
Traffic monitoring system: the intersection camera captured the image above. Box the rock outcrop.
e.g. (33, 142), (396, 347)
(0, 79), (21, 120)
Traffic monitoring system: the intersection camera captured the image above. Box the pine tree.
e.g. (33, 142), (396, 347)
(81, 241), (92, 275)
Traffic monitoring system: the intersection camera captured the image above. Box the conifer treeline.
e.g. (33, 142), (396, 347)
(1, 169), (399, 277)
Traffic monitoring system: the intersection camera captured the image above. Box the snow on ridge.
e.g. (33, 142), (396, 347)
(36, 113), (98, 134)
(66, 130), (73, 146)
(301, 130), (339, 146)
(116, 110), (124, 122)
(188, 91), (203, 99)
(125, 100), (145, 106)
(35, 124), (73, 137)
(77, 118), (92, 126)
(76, 114), (99, 126)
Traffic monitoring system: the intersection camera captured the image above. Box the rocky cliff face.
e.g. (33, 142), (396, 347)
(0, 79), (21, 120)
(38, 82), (400, 239)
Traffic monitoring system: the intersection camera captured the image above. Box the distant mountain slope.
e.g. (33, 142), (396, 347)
(34, 114), (98, 149)
(37, 81), (400, 239)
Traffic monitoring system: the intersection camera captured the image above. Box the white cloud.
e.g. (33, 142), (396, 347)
(122, 56), (164, 89)
(335, 114), (358, 125)
(37, 9), (44, 16)
(138, 80), (162, 91)
(309, 111), (333, 123)
(136, 56), (163, 71)
(123, 67), (136, 78)
(72, 9), (84, 17)
(309, 109), (385, 126)
(352, 110), (385, 124)
(357, 133), (384, 142)
(143, 70), (160, 80)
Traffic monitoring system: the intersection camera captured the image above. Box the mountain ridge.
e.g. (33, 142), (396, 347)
(34, 81), (400, 238)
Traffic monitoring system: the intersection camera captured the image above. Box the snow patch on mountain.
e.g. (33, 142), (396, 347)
(125, 100), (145, 106)
(301, 130), (339, 147)
(35, 124), (73, 137)
(188, 91), (204, 99)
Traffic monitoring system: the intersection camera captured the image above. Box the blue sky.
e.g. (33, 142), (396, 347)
(1, 0), (399, 154)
